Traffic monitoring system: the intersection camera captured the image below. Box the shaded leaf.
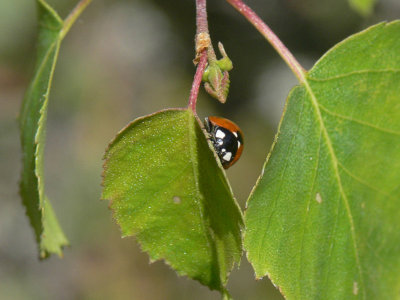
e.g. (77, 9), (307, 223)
(102, 109), (243, 293)
(19, 0), (68, 258)
(245, 22), (400, 299)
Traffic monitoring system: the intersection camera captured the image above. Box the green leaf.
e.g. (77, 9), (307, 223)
(19, 0), (68, 258)
(348, 0), (376, 16)
(245, 22), (400, 299)
(102, 109), (243, 293)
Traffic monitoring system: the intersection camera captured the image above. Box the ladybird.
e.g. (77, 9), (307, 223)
(204, 116), (244, 169)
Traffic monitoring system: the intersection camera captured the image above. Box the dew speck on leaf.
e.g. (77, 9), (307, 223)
(353, 281), (358, 295)
(316, 193), (322, 204)
(173, 196), (181, 204)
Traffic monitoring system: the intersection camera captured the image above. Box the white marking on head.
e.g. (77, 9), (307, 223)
(233, 131), (238, 137)
(215, 129), (225, 139)
(222, 152), (232, 161)
(221, 148), (226, 153)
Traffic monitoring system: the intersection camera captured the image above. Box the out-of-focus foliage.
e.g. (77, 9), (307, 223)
(349, 0), (376, 16)
(1, 0), (399, 299)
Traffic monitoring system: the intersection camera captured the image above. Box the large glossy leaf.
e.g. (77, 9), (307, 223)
(19, 0), (68, 258)
(102, 109), (243, 294)
(245, 22), (400, 299)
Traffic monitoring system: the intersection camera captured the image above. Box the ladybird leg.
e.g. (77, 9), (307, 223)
(203, 117), (211, 132)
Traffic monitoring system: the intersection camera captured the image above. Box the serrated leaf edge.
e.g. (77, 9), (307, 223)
(20, 0), (68, 259)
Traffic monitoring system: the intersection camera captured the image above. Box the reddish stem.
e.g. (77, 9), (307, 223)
(188, 51), (208, 114)
(188, 0), (210, 113)
(196, 0), (209, 34)
(226, 0), (306, 83)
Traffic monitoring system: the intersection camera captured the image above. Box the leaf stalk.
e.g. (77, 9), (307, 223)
(61, 0), (92, 40)
(225, 0), (307, 83)
(188, 0), (211, 113)
(188, 51), (208, 114)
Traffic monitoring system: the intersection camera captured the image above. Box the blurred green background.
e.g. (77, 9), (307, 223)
(1, 0), (399, 299)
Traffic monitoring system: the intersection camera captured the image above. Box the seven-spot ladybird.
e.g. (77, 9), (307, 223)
(204, 116), (244, 169)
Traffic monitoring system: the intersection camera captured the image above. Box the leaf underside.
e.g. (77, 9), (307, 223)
(19, 0), (68, 258)
(102, 109), (243, 292)
(245, 22), (400, 299)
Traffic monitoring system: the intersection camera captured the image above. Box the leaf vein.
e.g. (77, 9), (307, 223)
(304, 80), (366, 299)
(318, 103), (400, 136)
(308, 69), (400, 82)
(20, 40), (59, 127)
(337, 161), (393, 200)
(297, 128), (322, 297)
(186, 113), (217, 281)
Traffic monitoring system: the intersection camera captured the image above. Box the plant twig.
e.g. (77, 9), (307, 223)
(196, 0), (209, 34)
(188, 0), (211, 113)
(226, 0), (306, 83)
(61, 0), (93, 40)
(188, 51), (208, 114)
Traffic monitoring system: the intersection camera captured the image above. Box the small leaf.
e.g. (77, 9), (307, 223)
(245, 22), (400, 299)
(102, 109), (243, 292)
(19, 0), (68, 258)
(203, 42), (233, 103)
(348, 0), (376, 16)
